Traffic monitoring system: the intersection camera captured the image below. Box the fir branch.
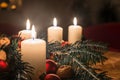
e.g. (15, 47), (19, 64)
(73, 40), (108, 53)
(70, 55), (100, 80)
(47, 41), (62, 53)
(69, 48), (107, 65)
(48, 40), (108, 65)
(0, 34), (34, 80)
(48, 40), (111, 80)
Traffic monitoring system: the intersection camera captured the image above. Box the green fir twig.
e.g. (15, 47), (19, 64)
(47, 40), (111, 80)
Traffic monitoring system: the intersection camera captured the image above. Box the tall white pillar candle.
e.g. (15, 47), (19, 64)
(48, 18), (63, 42)
(68, 17), (82, 43)
(21, 26), (46, 80)
(18, 19), (32, 39)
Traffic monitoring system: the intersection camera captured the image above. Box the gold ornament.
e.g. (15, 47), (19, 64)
(0, 50), (7, 61)
(0, 2), (8, 8)
(0, 37), (10, 47)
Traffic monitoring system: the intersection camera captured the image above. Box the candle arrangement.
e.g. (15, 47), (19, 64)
(47, 17), (82, 43)
(18, 17), (81, 79)
(0, 17), (111, 80)
(20, 17), (83, 79)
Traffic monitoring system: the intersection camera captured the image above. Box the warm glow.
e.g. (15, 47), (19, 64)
(26, 19), (30, 30)
(32, 25), (36, 39)
(11, 5), (16, 10)
(53, 18), (57, 26)
(73, 17), (77, 26)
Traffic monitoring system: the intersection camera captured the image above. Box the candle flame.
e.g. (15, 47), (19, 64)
(26, 19), (30, 30)
(73, 17), (77, 26)
(53, 18), (57, 26)
(32, 25), (36, 39)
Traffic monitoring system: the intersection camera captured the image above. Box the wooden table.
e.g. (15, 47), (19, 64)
(95, 51), (120, 80)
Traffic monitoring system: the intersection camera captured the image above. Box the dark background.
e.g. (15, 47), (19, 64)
(0, 0), (120, 40)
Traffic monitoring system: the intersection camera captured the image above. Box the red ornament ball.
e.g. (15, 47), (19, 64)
(0, 60), (8, 72)
(46, 59), (58, 74)
(61, 41), (70, 47)
(44, 74), (61, 80)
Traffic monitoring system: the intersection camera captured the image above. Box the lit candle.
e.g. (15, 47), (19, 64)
(68, 17), (82, 43)
(18, 19), (32, 39)
(48, 18), (63, 42)
(21, 26), (46, 80)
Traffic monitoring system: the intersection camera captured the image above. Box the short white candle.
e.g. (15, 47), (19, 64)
(68, 17), (82, 43)
(18, 19), (32, 39)
(21, 26), (46, 80)
(48, 18), (63, 42)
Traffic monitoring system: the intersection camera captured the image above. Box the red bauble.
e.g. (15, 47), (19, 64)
(0, 60), (8, 72)
(44, 74), (61, 80)
(61, 41), (70, 47)
(46, 59), (58, 74)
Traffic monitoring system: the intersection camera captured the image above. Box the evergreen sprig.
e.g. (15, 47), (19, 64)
(47, 40), (111, 80)
(0, 34), (34, 80)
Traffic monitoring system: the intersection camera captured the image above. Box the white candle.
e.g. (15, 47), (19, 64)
(21, 26), (46, 80)
(48, 18), (63, 42)
(18, 19), (32, 39)
(68, 17), (82, 43)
